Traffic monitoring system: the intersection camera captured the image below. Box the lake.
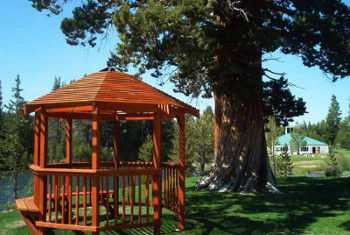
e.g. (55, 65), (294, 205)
(0, 170), (33, 211)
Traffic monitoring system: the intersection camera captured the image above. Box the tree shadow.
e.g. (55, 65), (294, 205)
(184, 177), (350, 234)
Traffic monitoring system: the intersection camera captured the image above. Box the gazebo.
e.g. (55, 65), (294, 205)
(16, 68), (199, 235)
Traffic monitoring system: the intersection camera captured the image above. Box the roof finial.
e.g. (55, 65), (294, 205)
(100, 67), (116, 72)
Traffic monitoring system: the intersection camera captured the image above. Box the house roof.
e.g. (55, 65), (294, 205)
(23, 69), (199, 117)
(277, 134), (328, 146)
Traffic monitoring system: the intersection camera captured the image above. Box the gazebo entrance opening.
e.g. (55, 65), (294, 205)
(16, 69), (199, 235)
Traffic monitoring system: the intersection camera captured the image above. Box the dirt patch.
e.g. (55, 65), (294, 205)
(6, 220), (25, 229)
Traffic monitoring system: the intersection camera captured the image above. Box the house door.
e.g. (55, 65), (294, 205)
(312, 147), (316, 154)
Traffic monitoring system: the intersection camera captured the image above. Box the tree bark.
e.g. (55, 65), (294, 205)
(197, 91), (278, 193)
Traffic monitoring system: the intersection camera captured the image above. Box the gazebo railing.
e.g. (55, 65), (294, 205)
(30, 165), (161, 232)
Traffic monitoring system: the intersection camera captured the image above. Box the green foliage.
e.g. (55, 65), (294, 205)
(0, 75), (34, 198)
(324, 95), (342, 146)
(171, 108), (214, 176)
(335, 153), (350, 174)
(290, 127), (307, 155)
(138, 134), (153, 162)
(336, 116), (350, 150)
(265, 116), (283, 175)
(325, 151), (340, 177)
(277, 144), (293, 177)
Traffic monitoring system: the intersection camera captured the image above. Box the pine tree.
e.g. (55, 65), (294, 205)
(138, 134), (154, 162)
(278, 144), (293, 177)
(324, 95), (342, 146)
(194, 107), (214, 175)
(325, 151), (340, 177)
(290, 126), (307, 155)
(265, 116), (282, 175)
(3, 75), (32, 199)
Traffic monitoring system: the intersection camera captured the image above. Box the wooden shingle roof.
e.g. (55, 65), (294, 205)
(23, 69), (199, 118)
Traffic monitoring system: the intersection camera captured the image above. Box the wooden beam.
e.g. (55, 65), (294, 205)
(113, 117), (120, 169)
(152, 112), (162, 235)
(66, 118), (72, 165)
(177, 114), (186, 231)
(91, 106), (100, 234)
(39, 111), (48, 168)
(33, 112), (41, 206)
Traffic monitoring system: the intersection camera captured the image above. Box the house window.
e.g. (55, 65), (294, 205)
(275, 147), (282, 151)
(301, 147), (308, 152)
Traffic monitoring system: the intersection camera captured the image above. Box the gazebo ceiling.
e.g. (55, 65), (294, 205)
(23, 69), (199, 118)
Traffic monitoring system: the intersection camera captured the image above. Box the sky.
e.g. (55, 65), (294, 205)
(0, 0), (349, 124)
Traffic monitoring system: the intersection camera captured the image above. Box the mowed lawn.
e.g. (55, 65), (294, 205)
(1, 177), (350, 235)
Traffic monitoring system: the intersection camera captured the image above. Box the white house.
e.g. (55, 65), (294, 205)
(274, 127), (329, 156)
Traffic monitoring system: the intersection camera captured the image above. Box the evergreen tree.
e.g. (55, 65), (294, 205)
(265, 116), (282, 176)
(324, 95), (342, 146)
(336, 117), (350, 150)
(290, 126), (307, 155)
(325, 151), (340, 177)
(30, 0), (349, 192)
(0, 80), (3, 133)
(138, 134), (154, 162)
(48, 77), (65, 163)
(278, 144), (293, 177)
(194, 107), (214, 174)
(3, 75), (33, 199)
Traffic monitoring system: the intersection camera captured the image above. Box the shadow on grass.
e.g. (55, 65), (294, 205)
(184, 177), (350, 234)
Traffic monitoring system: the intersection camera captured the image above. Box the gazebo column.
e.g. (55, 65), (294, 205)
(153, 113), (162, 235)
(177, 114), (186, 231)
(113, 116), (120, 169)
(38, 110), (48, 235)
(66, 118), (72, 165)
(92, 107), (101, 234)
(33, 111), (41, 206)
(65, 117), (73, 224)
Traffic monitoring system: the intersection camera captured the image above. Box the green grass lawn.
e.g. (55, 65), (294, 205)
(1, 176), (350, 235)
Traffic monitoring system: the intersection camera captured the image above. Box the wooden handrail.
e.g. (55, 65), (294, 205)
(30, 165), (162, 176)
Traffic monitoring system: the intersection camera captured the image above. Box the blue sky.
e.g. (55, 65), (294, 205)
(1, 0), (349, 124)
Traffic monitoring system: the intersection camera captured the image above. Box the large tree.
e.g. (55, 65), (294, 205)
(29, 0), (349, 192)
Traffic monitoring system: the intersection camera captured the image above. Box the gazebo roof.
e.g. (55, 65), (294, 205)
(23, 69), (199, 118)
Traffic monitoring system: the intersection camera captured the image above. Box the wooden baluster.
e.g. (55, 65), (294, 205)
(100, 177), (104, 204)
(172, 168), (175, 211)
(55, 175), (59, 223)
(146, 175), (149, 223)
(127, 176), (130, 205)
(122, 175), (126, 224)
(167, 168), (170, 209)
(163, 169), (166, 208)
(114, 176), (118, 224)
(76, 176), (80, 225)
(68, 175), (72, 224)
(138, 175), (142, 224)
(61, 176), (65, 224)
(83, 177), (87, 226)
(48, 175), (52, 223)
(89, 178), (92, 206)
(176, 168), (179, 212)
(131, 175), (135, 224)
(106, 176), (110, 226)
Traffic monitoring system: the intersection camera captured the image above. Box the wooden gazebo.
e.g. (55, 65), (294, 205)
(16, 68), (199, 235)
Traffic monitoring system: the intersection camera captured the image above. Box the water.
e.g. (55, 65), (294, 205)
(0, 170), (33, 210)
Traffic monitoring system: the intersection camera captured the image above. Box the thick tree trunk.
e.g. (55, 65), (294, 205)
(197, 91), (278, 193)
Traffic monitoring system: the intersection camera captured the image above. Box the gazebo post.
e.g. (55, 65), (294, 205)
(91, 106), (101, 235)
(38, 110), (48, 235)
(33, 111), (41, 206)
(66, 117), (72, 166)
(177, 114), (186, 231)
(153, 112), (162, 235)
(65, 117), (73, 224)
(113, 116), (120, 169)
